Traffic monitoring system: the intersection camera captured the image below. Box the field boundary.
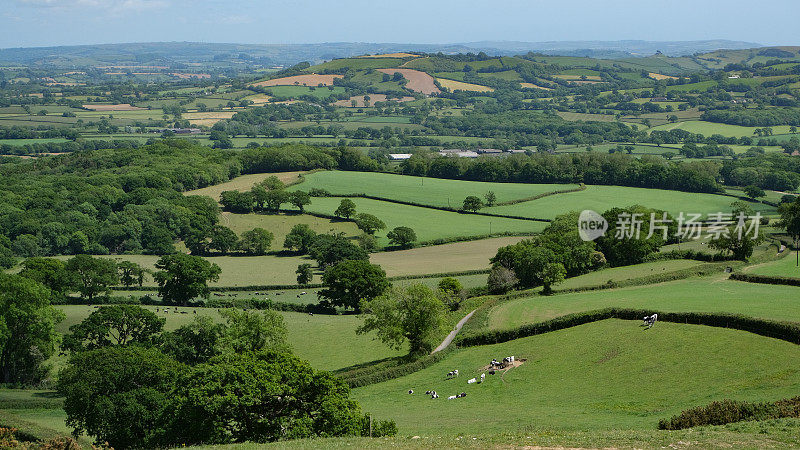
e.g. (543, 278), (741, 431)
(456, 308), (800, 348)
(492, 183), (586, 206)
(306, 193), (552, 222)
(729, 272), (800, 287)
(106, 269), (490, 293)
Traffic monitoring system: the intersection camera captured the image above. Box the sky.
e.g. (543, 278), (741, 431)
(1, 0), (799, 49)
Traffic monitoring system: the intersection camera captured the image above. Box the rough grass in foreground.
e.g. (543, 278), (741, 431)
(351, 320), (800, 435)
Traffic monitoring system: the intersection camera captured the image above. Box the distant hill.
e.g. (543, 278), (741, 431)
(0, 40), (763, 68)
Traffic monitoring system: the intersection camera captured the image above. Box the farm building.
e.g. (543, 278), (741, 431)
(439, 151), (479, 158)
(389, 153), (412, 160)
(477, 148), (504, 154)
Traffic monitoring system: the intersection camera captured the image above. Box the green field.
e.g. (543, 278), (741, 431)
(55, 305), (403, 371)
(221, 212), (361, 250)
(303, 196), (544, 245)
(263, 85), (346, 99)
(488, 275), (800, 330)
(650, 121), (795, 138)
(353, 319), (800, 435)
(747, 252), (800, 278)
(552, 259), (706, 291)
(484, 184), (774, 220)
(291, 171), (577, 209)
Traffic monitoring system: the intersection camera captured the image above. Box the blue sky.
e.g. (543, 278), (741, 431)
(1, 0), (798, 48)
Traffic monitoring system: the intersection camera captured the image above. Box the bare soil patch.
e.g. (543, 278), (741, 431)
(250, 74), (341, 87)
(377, 68), (440, 95)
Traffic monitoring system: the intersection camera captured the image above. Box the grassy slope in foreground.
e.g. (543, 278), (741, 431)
(303, 197), (544, 245)
(55, 305), (403, 371)
(489, 275), (800, 330)
(290, 171), (577, 209)
(353, 319), (800, 435)
(485, 184), (774, 220)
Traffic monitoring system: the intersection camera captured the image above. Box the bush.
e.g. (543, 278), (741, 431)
(658, 397), (800, 430)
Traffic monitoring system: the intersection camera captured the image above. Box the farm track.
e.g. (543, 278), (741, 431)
(432, 310), (476, 354)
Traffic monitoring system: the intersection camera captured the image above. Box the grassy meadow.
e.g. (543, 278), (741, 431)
(303, 196), (545, 245)
(485, 184), (774, 220)
(488, 275), (800, 330)
(291, 170), (578, 209)
(54, 305), (403, 371)
(353, 319), (800, 435)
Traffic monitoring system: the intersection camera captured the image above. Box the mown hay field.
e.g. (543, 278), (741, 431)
(436, 78), (494, 93)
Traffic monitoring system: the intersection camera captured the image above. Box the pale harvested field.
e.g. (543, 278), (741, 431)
(184, 171), (306, 201)
(649, 72), (678, 80)
(81, 104), (145, 111)
(250, 74), (341, 87)
(188, 118), (224, 127)
(377, 68), (441, 95)
(436, 78), (494, 93)
(520, 82), (552, 90)
(359, 52), (418, 58)
(184, 111), (237, 120)
(553, 75), (602, 81)
(244, 94), (273, 104)
(370, 236), (527, 276)
(333, 94), (415, 107)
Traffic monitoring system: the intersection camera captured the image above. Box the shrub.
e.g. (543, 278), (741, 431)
(658, 397), (800, 430)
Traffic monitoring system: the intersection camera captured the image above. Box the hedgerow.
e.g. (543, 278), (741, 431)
(658, 397), (800, 430)
(456, 308), (800, 347)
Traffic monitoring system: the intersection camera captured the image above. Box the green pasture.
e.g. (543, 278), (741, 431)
(292, 171), (577, 209)
(221, 212), (361, 249)
(553, 259), (705, 291)
(0, 138), (71, 146)
(54, 305), (403, 371)
(650, 121), (794, 138)
(353, 319), (800, 435)
(488, 275), (800, 330)
(747, 252), (800, 278)
(302, 196), (544, 245)
(484, 184), (774, 220)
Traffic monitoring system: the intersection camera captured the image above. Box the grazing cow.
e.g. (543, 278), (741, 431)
(309, 312), (314, 316)
(431, 393), (439, 399)
(643, 314), (658, 328)
(408, 390), (413, 394)
(301, 291), (307, 295)
(480, 373), (486, 383)
(448, 395), (457, 400)
(467, 378), (477, 384)
(460, 392), (466, 398)
(489, 369), (495, 375)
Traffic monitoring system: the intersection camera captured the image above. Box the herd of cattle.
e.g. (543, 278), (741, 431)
(407, 356), (516, 400)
